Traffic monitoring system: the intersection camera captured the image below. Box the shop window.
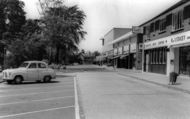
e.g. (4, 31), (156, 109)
(163, 48), (166, 64)
(154, 49), (156, 64)
(151, 50), (153, 64)
(179, 47), (190, 75)
(159, 18), (166, 32)
(172, 10), (184, 31)
(149, 47), (166, 65)
(159, 48), (163, 64)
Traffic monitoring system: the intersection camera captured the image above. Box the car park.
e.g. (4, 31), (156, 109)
(2, 61), (56, 84)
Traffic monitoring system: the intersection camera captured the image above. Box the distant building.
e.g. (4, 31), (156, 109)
(100, 28), (131, 65)
(110, 31), (143, 70)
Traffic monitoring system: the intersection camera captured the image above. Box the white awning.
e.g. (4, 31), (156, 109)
(169, 42), (190, 48)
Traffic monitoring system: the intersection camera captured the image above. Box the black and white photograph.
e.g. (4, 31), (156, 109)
(0, 0), (190, 119)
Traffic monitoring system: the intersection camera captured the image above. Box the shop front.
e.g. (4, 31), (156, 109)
(117, 47), (123, 68)
(144, 30), (190, 76)
(168, 30), (190, 76)
(144, 47), (167, 74)
(122, 44), (130, 69)
(144, 36), (168, 74)
(179, 46), (190, 75)
(130, 43), (137, 69)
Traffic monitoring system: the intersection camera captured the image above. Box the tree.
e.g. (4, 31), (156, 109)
(39, 0), (86, 64)
(3, 19), (48, 68)
(0, 0), (26, 67)
(93, 51), (101, 57)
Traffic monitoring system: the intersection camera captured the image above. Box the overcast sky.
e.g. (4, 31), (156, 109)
(22, 0), (180, 52)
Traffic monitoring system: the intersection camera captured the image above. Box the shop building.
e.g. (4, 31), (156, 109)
(101, 28), (131, 65)
(111, 31), (143, 69)
(140, 0), (190, 76)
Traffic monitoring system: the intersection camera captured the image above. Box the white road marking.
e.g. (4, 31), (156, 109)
(0, 89), (73, 98)
(0, 96), (74, 106)
(0, 105), (74, 118)
(0, 84), (74, 92)
(74, 75), (80, 119)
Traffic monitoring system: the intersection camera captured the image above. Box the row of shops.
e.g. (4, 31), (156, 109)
(103, 30), (190, 76)
(100, 0), (190, 77)
(104, 32), (143, 70)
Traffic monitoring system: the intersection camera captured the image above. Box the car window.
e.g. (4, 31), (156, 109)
(38, 63), (47, 68)
(19, 62), (29, 68)
(28, 63), (37, 68)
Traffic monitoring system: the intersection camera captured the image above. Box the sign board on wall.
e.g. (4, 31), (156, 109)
(132, 26), (143, 34)
(118, 47), (122, 55)
(123, 45), (129, 54)
(144, 38), (168, 49)
(144, 30), (190, 49)
(130, 43), (137, 53)
(114, 48), (118, 56)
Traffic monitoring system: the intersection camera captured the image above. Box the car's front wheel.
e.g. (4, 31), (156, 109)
(14, 76), (23, 84)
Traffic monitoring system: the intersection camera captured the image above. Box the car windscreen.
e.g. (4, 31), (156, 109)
(19, 62), (29, 68)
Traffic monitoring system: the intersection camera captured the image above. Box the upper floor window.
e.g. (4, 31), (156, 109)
(183, 5), (190, 20)
(159, 18), (166, 32)
(150, 22), (155, 33)
(172, 10), (184, 31)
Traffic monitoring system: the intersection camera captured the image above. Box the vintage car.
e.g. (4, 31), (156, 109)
(2, 61), (56, 84)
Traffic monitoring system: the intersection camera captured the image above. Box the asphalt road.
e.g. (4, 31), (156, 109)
(0, 76), (76, 119)
(77, 72), (190, 119)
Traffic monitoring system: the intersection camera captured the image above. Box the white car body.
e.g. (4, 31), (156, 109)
(2, 61), (56, 83)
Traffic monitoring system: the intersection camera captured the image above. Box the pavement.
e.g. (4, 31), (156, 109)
(77, 72), (190, 119)
(104, 65), (190, 94)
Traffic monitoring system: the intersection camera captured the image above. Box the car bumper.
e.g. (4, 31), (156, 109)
(3, 78), (14, 81)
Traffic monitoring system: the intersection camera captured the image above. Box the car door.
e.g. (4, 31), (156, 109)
(38, 63), (48, 81)
(27, 63), (39, 81)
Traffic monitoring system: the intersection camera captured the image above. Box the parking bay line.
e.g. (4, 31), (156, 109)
(0, 84), (74, 92)
(74, 75), (80, 119)
(0, 96), (74, 106)
(0, 89), (74, 98)
(0, 105), (75, 119)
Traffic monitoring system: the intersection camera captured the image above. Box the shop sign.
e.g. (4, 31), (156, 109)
(168, 33), (190, 46)
(132, 26), (143, 34)
(118, 47), (122, 55)
(130, 43), (137, 53)
(144, 38), (168, 49)
(123, 45), (129, 54)
(114, 48), (118, 56)
(144, 30), (190, 49)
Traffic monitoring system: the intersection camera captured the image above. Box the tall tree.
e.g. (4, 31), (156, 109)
(39, 0), (86, 64)
(0, 0), (26, 66)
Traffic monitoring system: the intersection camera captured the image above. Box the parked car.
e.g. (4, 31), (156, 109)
(2, 61), (56, 84)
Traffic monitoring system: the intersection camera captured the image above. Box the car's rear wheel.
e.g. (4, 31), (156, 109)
(43, 76), (51, 83)
(14, 76), (23, 84)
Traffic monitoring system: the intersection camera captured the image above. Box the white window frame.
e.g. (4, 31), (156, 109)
(172, 10), (184, 31)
